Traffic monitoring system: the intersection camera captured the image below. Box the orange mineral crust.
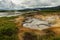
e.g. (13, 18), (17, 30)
(15, 13), (60, 40)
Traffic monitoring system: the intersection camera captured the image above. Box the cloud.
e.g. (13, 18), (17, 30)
(0, 0), (60, 10)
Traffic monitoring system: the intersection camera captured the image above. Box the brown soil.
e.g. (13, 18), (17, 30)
(14, 13), (60, 40)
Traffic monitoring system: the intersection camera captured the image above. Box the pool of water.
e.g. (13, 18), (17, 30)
(0, 12), (23, 17)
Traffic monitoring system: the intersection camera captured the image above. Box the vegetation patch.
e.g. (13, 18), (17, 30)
(0, 17), (18, 40)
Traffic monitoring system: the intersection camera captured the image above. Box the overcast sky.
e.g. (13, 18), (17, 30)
(0, 0), (60, 10)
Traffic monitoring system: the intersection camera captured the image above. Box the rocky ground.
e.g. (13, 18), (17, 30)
(14, 12), (60, 40)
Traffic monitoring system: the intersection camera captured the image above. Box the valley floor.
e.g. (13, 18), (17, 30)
(0, 11), (60, 40)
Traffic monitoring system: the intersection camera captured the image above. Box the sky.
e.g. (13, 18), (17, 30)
(0, 0), (60, 10)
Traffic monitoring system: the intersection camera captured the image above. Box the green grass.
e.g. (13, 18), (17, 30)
(0, 17), (18, 40)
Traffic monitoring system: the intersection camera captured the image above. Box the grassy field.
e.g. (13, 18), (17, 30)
(0, 16), (18, 40)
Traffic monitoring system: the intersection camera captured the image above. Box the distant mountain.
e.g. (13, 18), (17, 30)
(0, 6), (60, 12)
(17, 6), (60, 11)
(40, 6), (60, 10)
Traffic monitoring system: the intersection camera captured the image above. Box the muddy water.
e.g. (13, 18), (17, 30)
(0, 12), (23, 17)
(23, 15), (60, 30)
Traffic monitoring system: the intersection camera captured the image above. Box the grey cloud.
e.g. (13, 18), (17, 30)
(0, 0), (60, 10)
